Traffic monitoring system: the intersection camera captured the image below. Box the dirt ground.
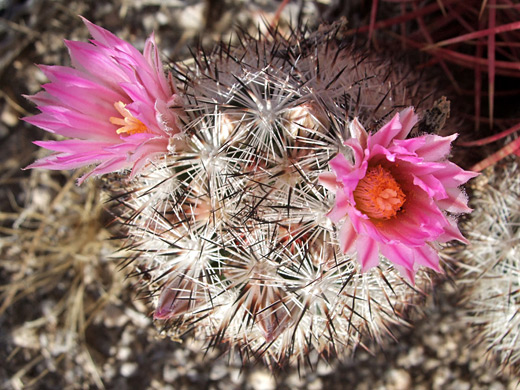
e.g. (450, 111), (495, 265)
(1, 0), (519, 389)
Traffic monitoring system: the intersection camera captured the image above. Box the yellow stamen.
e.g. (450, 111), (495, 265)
(353, 165), (406, 220)
(109, 101), (149, 135)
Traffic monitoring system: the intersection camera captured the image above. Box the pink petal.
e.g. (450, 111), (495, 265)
(155, 98), (181, 135)
(65, 40), (128, 90)
(326, 188), (350, 223)
(319, 172), (339, 192)
(26, 155), (93, 171)
(43, 83), (117, 121)
(400, 193), (447, 236)
(395, 106), (418, 139)
(377, 193), (446, 246)
(81, 17), (138, 57)
(349, 117), (368, 149)
(415, 134), (457, 161)
(126, 99), (163, 136)
(39, 65), (122, 101)
(343, 137), (365, 165)
(356, 237), (380, 271)
(127, 138), (169, 175)
(350, 212), (388, 243)
(368, 113), (402, 149)
(329, 153), (354, 178)
(338, 160), (368, 196)
(371, 144), (398, 162)
(376, 218), (431, 246)
(412, 173), (448, 200)
(33, 139), (115, 153)
(379, 242), (415, 272)
(393, 264), (416, 284)
(433, 162), (479, 187)
(77, 157), (128, 184)
(436, 186), (472, 214)
(24, 113), (114, 140)
(437, 215), (469, 244)
(120, 64), (162, 102)
(38, 64), (93, 84)
(395, 159), (445, 176)
(413, 244), (442, 272)
(338, 219), (358, 254)
(257, 298), (294, 343)
(141, 39), (172, 99)
(154, 279), (187, 320)
(28, 108), (117, 140)
(391, 137), (426, 155)
(144, 33), (163, 75)
(24, 90), (58, 106)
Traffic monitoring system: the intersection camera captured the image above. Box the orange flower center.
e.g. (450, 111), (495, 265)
(353, 165), (406, 220)
(109, 101), (149, 135)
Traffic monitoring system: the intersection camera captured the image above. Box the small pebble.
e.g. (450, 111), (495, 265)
(386, 368), (412, 390)
(209, 363), (228, 381)
(249, 370), (276, 390)
(120, 362), (138, 377)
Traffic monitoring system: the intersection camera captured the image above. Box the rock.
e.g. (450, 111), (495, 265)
(386, 368), (412, 390)
(120, 362), (138, 377)
(248, 369), (276, 390)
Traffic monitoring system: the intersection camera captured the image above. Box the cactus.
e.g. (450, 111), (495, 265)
(110, 22), (454, 366)
(460, 159), (520, 372)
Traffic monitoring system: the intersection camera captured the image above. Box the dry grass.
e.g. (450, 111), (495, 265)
(0, 166), (126, 388)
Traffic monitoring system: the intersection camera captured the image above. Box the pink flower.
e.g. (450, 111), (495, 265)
(319, 107), (477, 282)
(24, 18), (182, 183)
